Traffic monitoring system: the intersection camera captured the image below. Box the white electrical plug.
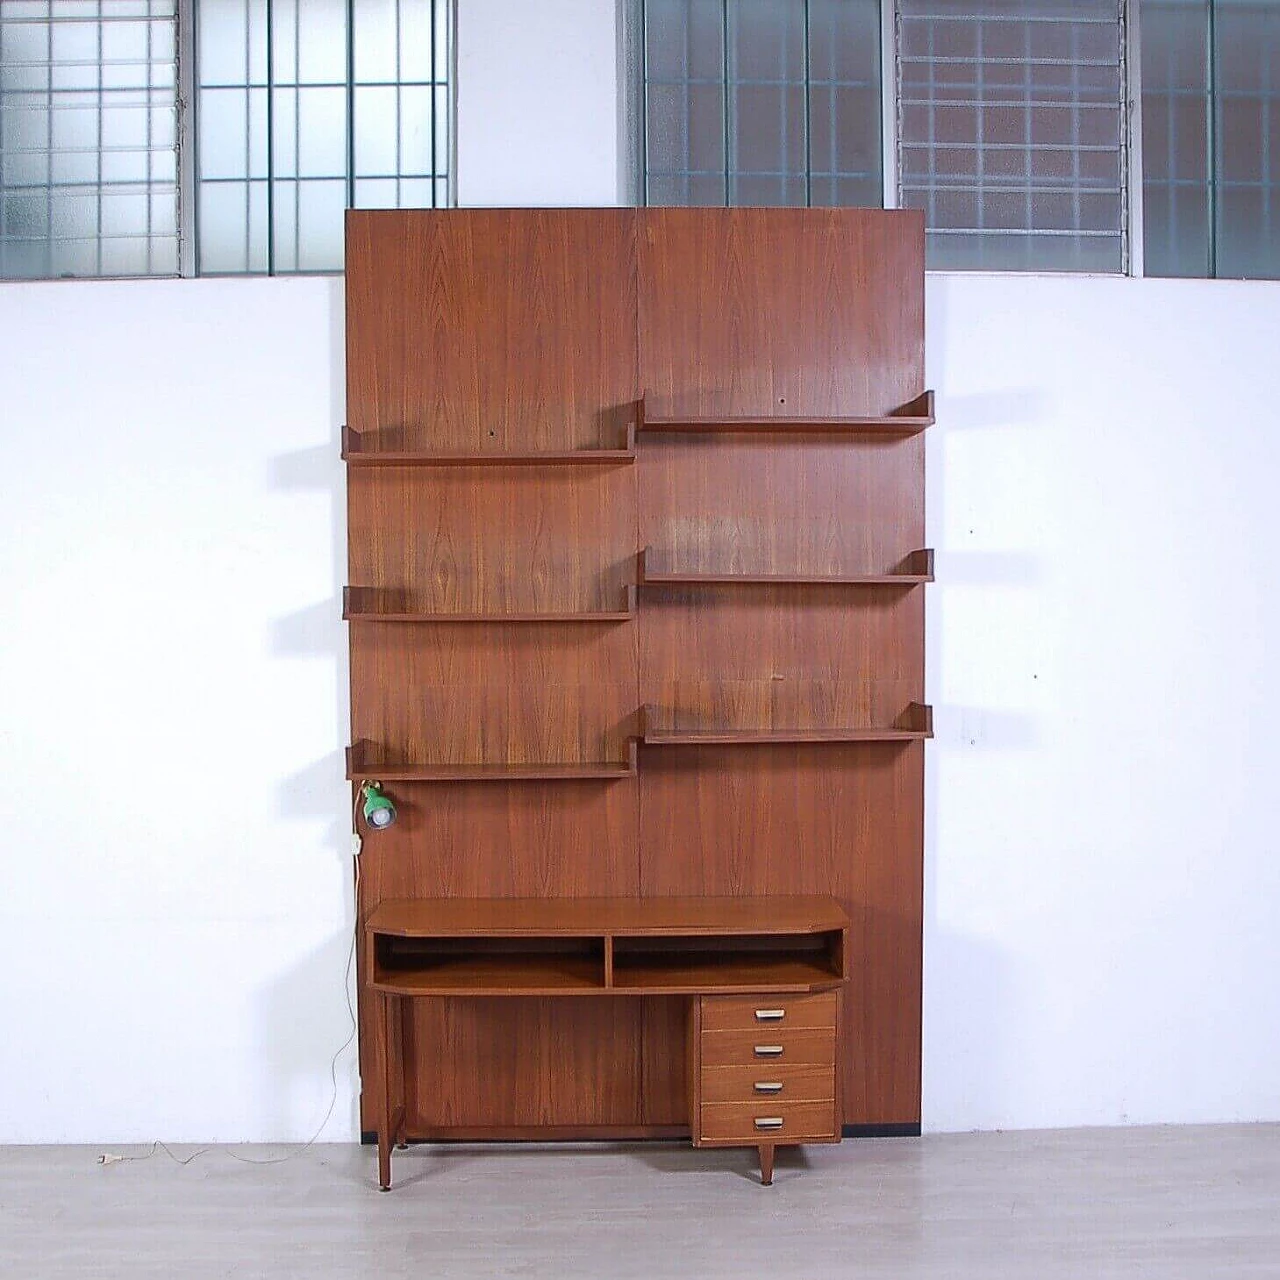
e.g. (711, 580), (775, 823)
(351, 832), (363, 858)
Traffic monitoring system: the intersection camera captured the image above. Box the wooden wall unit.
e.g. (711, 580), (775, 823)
(344, 207), (931, 1153)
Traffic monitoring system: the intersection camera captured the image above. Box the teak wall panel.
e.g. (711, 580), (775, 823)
(637, 745), (923, 1124)
(345, 209), (639, 450)
(639, 435), (924, 577)
(348, 623), (638, 767)
(345, 207), (927, 1137)
(348, 467), (637, 613)
(638, 208), (924, 420)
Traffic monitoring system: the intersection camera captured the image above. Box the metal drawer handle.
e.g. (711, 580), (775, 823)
(754, 1081), (784, 1094)
(754, 1009), (786, 1021)
(754, 1117), (785, 1131)
(754, 1045), (784, 1057)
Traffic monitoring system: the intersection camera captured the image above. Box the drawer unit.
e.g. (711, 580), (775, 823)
(700, 1100), (838, 1144)
(690, 992), (841, 1183)
(700, 1063), (835, 1105)
(700, 992), (837, 1034)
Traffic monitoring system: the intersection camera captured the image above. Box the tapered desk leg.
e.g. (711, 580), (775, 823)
(758, 1143), (775, 1187)
(377, 992), (393, 1191)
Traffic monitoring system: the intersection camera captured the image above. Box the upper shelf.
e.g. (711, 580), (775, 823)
(637, 548), (934, 586)
(343, 585), (637, 623)
(639, 703), (933, 745)
(342, 425), (636, 466)
(637, 391), (934, 435)
(347, 739), (638, 782)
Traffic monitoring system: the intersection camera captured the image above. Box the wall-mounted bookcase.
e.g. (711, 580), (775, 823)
(344, 207), (930, 1158)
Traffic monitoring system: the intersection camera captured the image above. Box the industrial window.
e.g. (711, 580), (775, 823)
(1142, 0), (1280, 279)
(896, 0), (1129, 272)
(0, 0), (452, 279)
(640, 0), (884, 208)
(196, 0), (451, 274)
(0, 1), (180, 280)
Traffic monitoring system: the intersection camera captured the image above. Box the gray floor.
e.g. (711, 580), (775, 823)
(2, 1125), (1277, 1279)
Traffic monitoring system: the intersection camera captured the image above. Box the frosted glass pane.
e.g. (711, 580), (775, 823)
(200, 0), (256, 85)
(295, 178), (345, 270)
(198, 182), (250, 272)
(296, 0), (347, 85)
(354, 85), (398, 176)
(354, 177), (399, 208)
(399, 0), (438, 83)
(199, 88), (250, 179)
(400, 85), (433, 175)
(297, 86), (347, 177)
(354, 0), (399, 83)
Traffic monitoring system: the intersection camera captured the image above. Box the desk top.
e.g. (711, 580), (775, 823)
(367, 895), (848, 938)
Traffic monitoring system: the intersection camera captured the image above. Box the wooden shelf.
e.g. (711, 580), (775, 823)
(637, 391), (934, 435)
(342, 425), (636, 466)
(609, 954), (842, 994)
(637, 548), (933, 586)
(373, 956), (604, 996)
(343, 585), (637, 623)
(347, 739), (638, 782)
(639, 703), (933, 745)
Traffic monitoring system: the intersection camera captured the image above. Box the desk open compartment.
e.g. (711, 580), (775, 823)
(609, 929), (845, 994)
(372, 933), (607, 995)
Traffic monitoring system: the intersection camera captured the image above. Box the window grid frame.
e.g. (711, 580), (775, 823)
(0, 0), (455, 279)
(894, 1), (1132, 274)
(639, 0), (884, 210)
(0, 0), (182, 280)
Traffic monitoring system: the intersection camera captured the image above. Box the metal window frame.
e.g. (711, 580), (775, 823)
(636, 0), (886, 209)
(890, 0), (1137, 276)
(0, 0), (457, 280)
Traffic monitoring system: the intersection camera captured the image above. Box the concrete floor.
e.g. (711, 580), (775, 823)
(1, 1125), (1277, 1279)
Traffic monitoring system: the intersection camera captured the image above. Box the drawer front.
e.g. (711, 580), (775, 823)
(701, 1064), (835, 1105)
(699, 1100), (837, 1144)
(700, 1027), (835, 1068)
(700, 992), (837, 1034)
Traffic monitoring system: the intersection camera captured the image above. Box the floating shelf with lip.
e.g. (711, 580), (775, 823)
(637, 548), (934, 586)
(636, 391), (934, 435)
(341, 425), (636, 466)
(346, 738), (639, 783)
(639, 703), (933, 745)
(342, 585), (638, 623)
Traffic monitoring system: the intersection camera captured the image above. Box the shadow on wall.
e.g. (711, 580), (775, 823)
(266, 275), (350, 851)
(257, 277), (358, 1140)
(259, 923), (361, 1142)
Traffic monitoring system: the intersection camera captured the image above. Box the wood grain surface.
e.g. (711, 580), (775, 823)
(345, 208), (927, 1138)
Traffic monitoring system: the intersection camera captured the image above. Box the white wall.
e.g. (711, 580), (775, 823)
(923, 273), (1280, 1131)
(455, 0), (624, 206)
(0, 277), (354, 1142)
(1, 1), (1279, 1143)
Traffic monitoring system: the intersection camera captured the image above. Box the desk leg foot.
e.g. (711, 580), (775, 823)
(758, 1143), (775, 1187)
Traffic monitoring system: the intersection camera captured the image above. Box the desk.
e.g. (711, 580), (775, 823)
(365, 895), (850, 1188)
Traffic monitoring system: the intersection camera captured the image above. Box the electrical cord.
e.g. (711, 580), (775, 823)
(100, 848), (362, 1171)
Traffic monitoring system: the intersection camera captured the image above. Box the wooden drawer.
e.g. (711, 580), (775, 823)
(701, 1064), (834, 1105)
(699, 1100), (837, 1144)
(700, 992), (837, 1034)
(700, 1026), (835, 1068)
